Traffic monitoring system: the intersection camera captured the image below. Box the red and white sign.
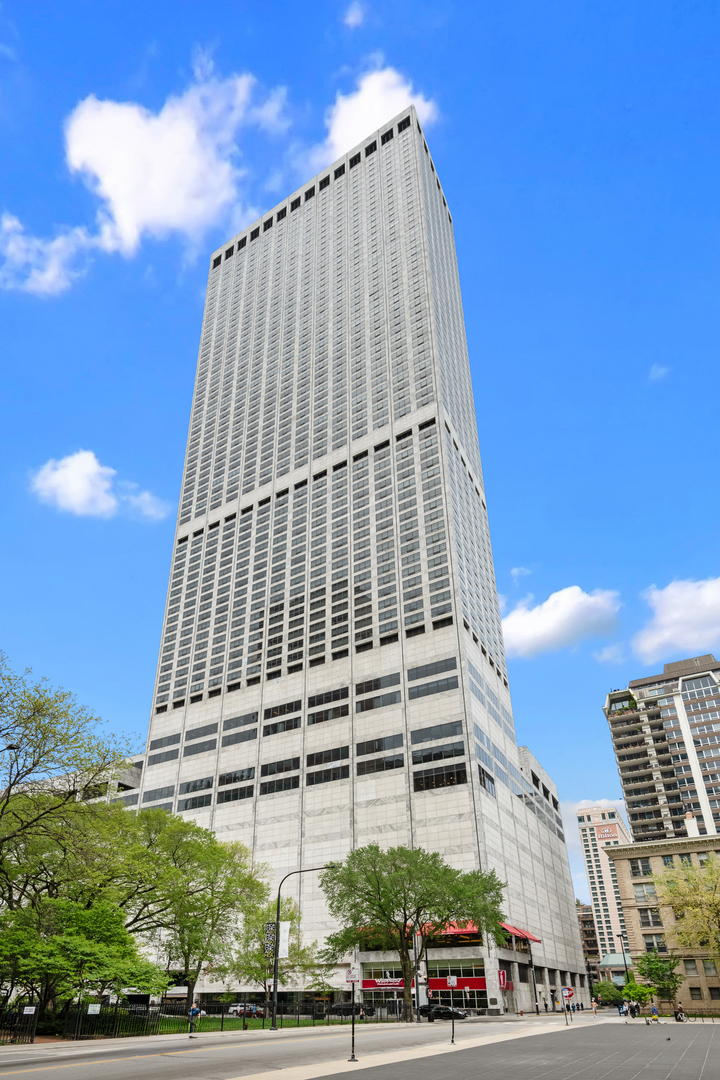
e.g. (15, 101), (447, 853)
(346, 968), (360, 983)
(447, 976), (457, 988)
(596, 825), (618, 841)
(362, 978), (406, 989)
(562, 987), (573, 999)
(498, 970), (507, 989)
(362, 977), (489, 991)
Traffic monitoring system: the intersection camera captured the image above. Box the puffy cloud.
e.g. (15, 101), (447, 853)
(31, 450), (168, 521)
(32, 450), (118, 518)
(502, 585), (621, 658)
(649, 363), (670, 382)
(510, 566), (531, 583)
(310, 66), (438, 170)
(0, 57), (287, 295)
(633, 577), (720, 664)
(120, 487), (171, 522)
(0, 215), (94, 296)
(343, 2), (365, 27)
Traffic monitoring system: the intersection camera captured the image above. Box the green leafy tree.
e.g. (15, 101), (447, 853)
(153, 839), (267, 1009)
(653, 854), (720, 962)
(0, 899), (167, 1017)
(224, 897), (329, 1007)
(0, 804), (270, 1013)
(623, 980), (654, 1013)
(634, 949), (685, 1003)
(320, 843), (506, 1021)
(593, 980), (624, 1006)
(0, 654), (135, 860)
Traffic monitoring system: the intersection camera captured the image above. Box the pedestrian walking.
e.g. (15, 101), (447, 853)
(189, 1003), (201, 1038)
(650, 1003), (659, 1023)
(591, 998), (597, 1018)
(674, 1004), (685, 1022)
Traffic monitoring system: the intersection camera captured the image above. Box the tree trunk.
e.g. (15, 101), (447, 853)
(399, 948), (414, 1022)
(185, 976), (196, 1011)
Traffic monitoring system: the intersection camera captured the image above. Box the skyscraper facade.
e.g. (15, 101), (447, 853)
(575, 804), (631, 958)
(605, 654), (720, 841)
(138, 107), (586, 1009)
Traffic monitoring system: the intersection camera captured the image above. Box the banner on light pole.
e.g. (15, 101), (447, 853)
(278, 921), (291, 959)
(264, 921), (276, 957)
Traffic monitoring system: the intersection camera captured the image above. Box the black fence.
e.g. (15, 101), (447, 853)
(0, 1005), (38, 1045)
(57, 999), (423, 1040)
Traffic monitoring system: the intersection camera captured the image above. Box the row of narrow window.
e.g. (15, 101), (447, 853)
(211, 116), (416, 268)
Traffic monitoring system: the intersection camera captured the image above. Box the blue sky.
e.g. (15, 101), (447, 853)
(2, 0), (720, 899)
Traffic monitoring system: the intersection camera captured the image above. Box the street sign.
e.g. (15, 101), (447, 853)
(346, 968), (360, 983)
(498, 970), (507, 989)
(562, 987), (573, 999)
(446, 976), (457, 987)
(23, 1007), (36, 1015)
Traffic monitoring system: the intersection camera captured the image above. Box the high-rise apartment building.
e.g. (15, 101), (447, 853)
(137, 107), (586, 1010)
(576, 805), (631, 958)
(575, 903), (599, 983)
(605, 655), (720, 841)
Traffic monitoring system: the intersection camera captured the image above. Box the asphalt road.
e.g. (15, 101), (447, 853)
(0, 1017), (570, 1080)
(0, 1015), (715, 1080)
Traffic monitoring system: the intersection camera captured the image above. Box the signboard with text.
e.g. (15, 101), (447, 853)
(346, 968), (360, 983)
(361, 977), (487, 991)
(498, 970), (507, 989)
(595, 824), (618, 841)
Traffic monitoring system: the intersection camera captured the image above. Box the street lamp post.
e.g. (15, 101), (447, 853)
(270, 865), (338, 1031)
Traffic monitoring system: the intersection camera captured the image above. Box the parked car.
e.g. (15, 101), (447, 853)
(328, 1002), (375, 1017)
(418, 1004), (468, 1020)
(228, 1004), (259, 1016)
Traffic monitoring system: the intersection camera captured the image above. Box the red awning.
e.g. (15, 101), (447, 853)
(501, 922), (542, 943)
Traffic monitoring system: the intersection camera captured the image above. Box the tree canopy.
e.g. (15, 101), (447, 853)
(224, 897), (330, 1004)
(592, 980), (623, 1006)
(320, 843), (506, 1020)
(634, 950), (684, 1003)
(0, 653), (135, 858)
(653, 853), (720, 962)
(0, 899), (167, 1016)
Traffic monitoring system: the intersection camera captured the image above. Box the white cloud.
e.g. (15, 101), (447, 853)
(32, 450), (118, 518)
(0, 215), (94, 296)
(593, 643), (627, 665)
(0, 56), (288, 295)
(31, 450), (169, 521)
(633, 577), (720, 664)
(343, 2), (365, 28)
(121, 487), (171, 522)
(309, 66), (438, 171)
(502, 585), (621, 658)
(510, 566), (531, 583)
(561, 799), (629, 903)
(649, 363), (670, 382)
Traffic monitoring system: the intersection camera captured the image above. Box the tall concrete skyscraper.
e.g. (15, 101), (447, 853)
(137, 107), (586, 1010)
(605, 654), (720, 841)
